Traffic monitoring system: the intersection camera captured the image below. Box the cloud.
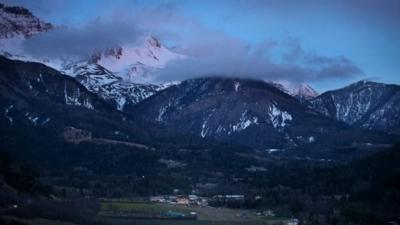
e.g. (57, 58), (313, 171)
(22, 18), (142, 59)
(156, 35), (363, 83)
(14, 0), (363, 84)
(19, 1), (188, 59)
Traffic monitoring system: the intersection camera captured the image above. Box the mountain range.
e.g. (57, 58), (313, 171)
(1, 3), (399, 225)
(130, 77), (397, 157)
(0, 4), (399, 161)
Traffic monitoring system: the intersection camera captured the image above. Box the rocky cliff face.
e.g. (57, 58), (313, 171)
(0, 4), (52, 38)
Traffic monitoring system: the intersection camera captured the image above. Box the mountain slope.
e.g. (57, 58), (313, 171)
(65, 61), (162, 110)
(0, 55), (222, 147)
(65, 37), (184, 110)
(310, 80), (400, 134)
(0, 56), (271, 197)
(0, 55), (118, 130)
(130, 77), (395, 153)
(0, 153), (49, 207)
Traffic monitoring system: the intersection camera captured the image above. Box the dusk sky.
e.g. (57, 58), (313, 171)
(5, 0), (400, 91)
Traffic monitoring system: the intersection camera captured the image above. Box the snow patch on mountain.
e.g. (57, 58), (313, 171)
(104, 82), (160, 110)
(63, 82), (94, 109)
(4, 104), (14, 124)
(25, 112), (39, 125)
(269, 80), (318, 100)
(234, 81), (240, 92)
(156, 81), (181, 90)
(157, 102), (172, 122)
(229, 110), (259, 133)
(268, 104), (292, 128)
(41, 117), (50, 125)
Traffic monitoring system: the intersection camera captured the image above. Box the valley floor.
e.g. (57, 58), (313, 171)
(3, 201), (289, 225)
(95, 201), (289, 225)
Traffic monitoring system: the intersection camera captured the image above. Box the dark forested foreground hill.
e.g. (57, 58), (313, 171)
(0, 153), (49, 205)
(239, 143), (400, 224)
(0, 144), (399, 225)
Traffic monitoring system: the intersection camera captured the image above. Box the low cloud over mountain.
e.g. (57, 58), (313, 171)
(7, 0), (363, 84)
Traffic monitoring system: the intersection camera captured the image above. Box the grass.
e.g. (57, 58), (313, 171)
(7, 216), (284, 225)
(5, 201), (287, 225)
(98, 202), (289, 225)
(95, 217), (282, 225)
(101, 202), (191, 214)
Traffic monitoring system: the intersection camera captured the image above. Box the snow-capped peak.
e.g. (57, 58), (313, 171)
(94, 36), (185, 83)
(268, 80), (319, 100)
(291, 83), (319, 99)
(64, 61), (121, 86)
(0, 6), (185, 111)
(0, 5), (184, 85)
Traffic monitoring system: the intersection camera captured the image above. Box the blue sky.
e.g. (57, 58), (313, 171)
(5, 0), (400, 91)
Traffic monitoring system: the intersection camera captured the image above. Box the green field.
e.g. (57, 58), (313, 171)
(101, 202), (192, 214)
(4, 202), (288, 225)
(97, 202), (288, 225)
(95, 217), (285, 225)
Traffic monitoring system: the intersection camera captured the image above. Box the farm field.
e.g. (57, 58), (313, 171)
(100, 202), (192, 214)
(96, 201), (289, 225)
(7, 216), (286, 225)
(95, 218), (285, 225)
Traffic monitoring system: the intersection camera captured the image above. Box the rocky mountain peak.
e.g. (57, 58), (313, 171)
(268, 80), (319, 100)
(93, 35), (184, 83)
(0, 3), (52, 38)
(146, 36), (162, 48)
(344, 80), (386, 90)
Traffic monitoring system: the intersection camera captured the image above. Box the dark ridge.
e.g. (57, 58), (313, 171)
(2, 6), (33, 17)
